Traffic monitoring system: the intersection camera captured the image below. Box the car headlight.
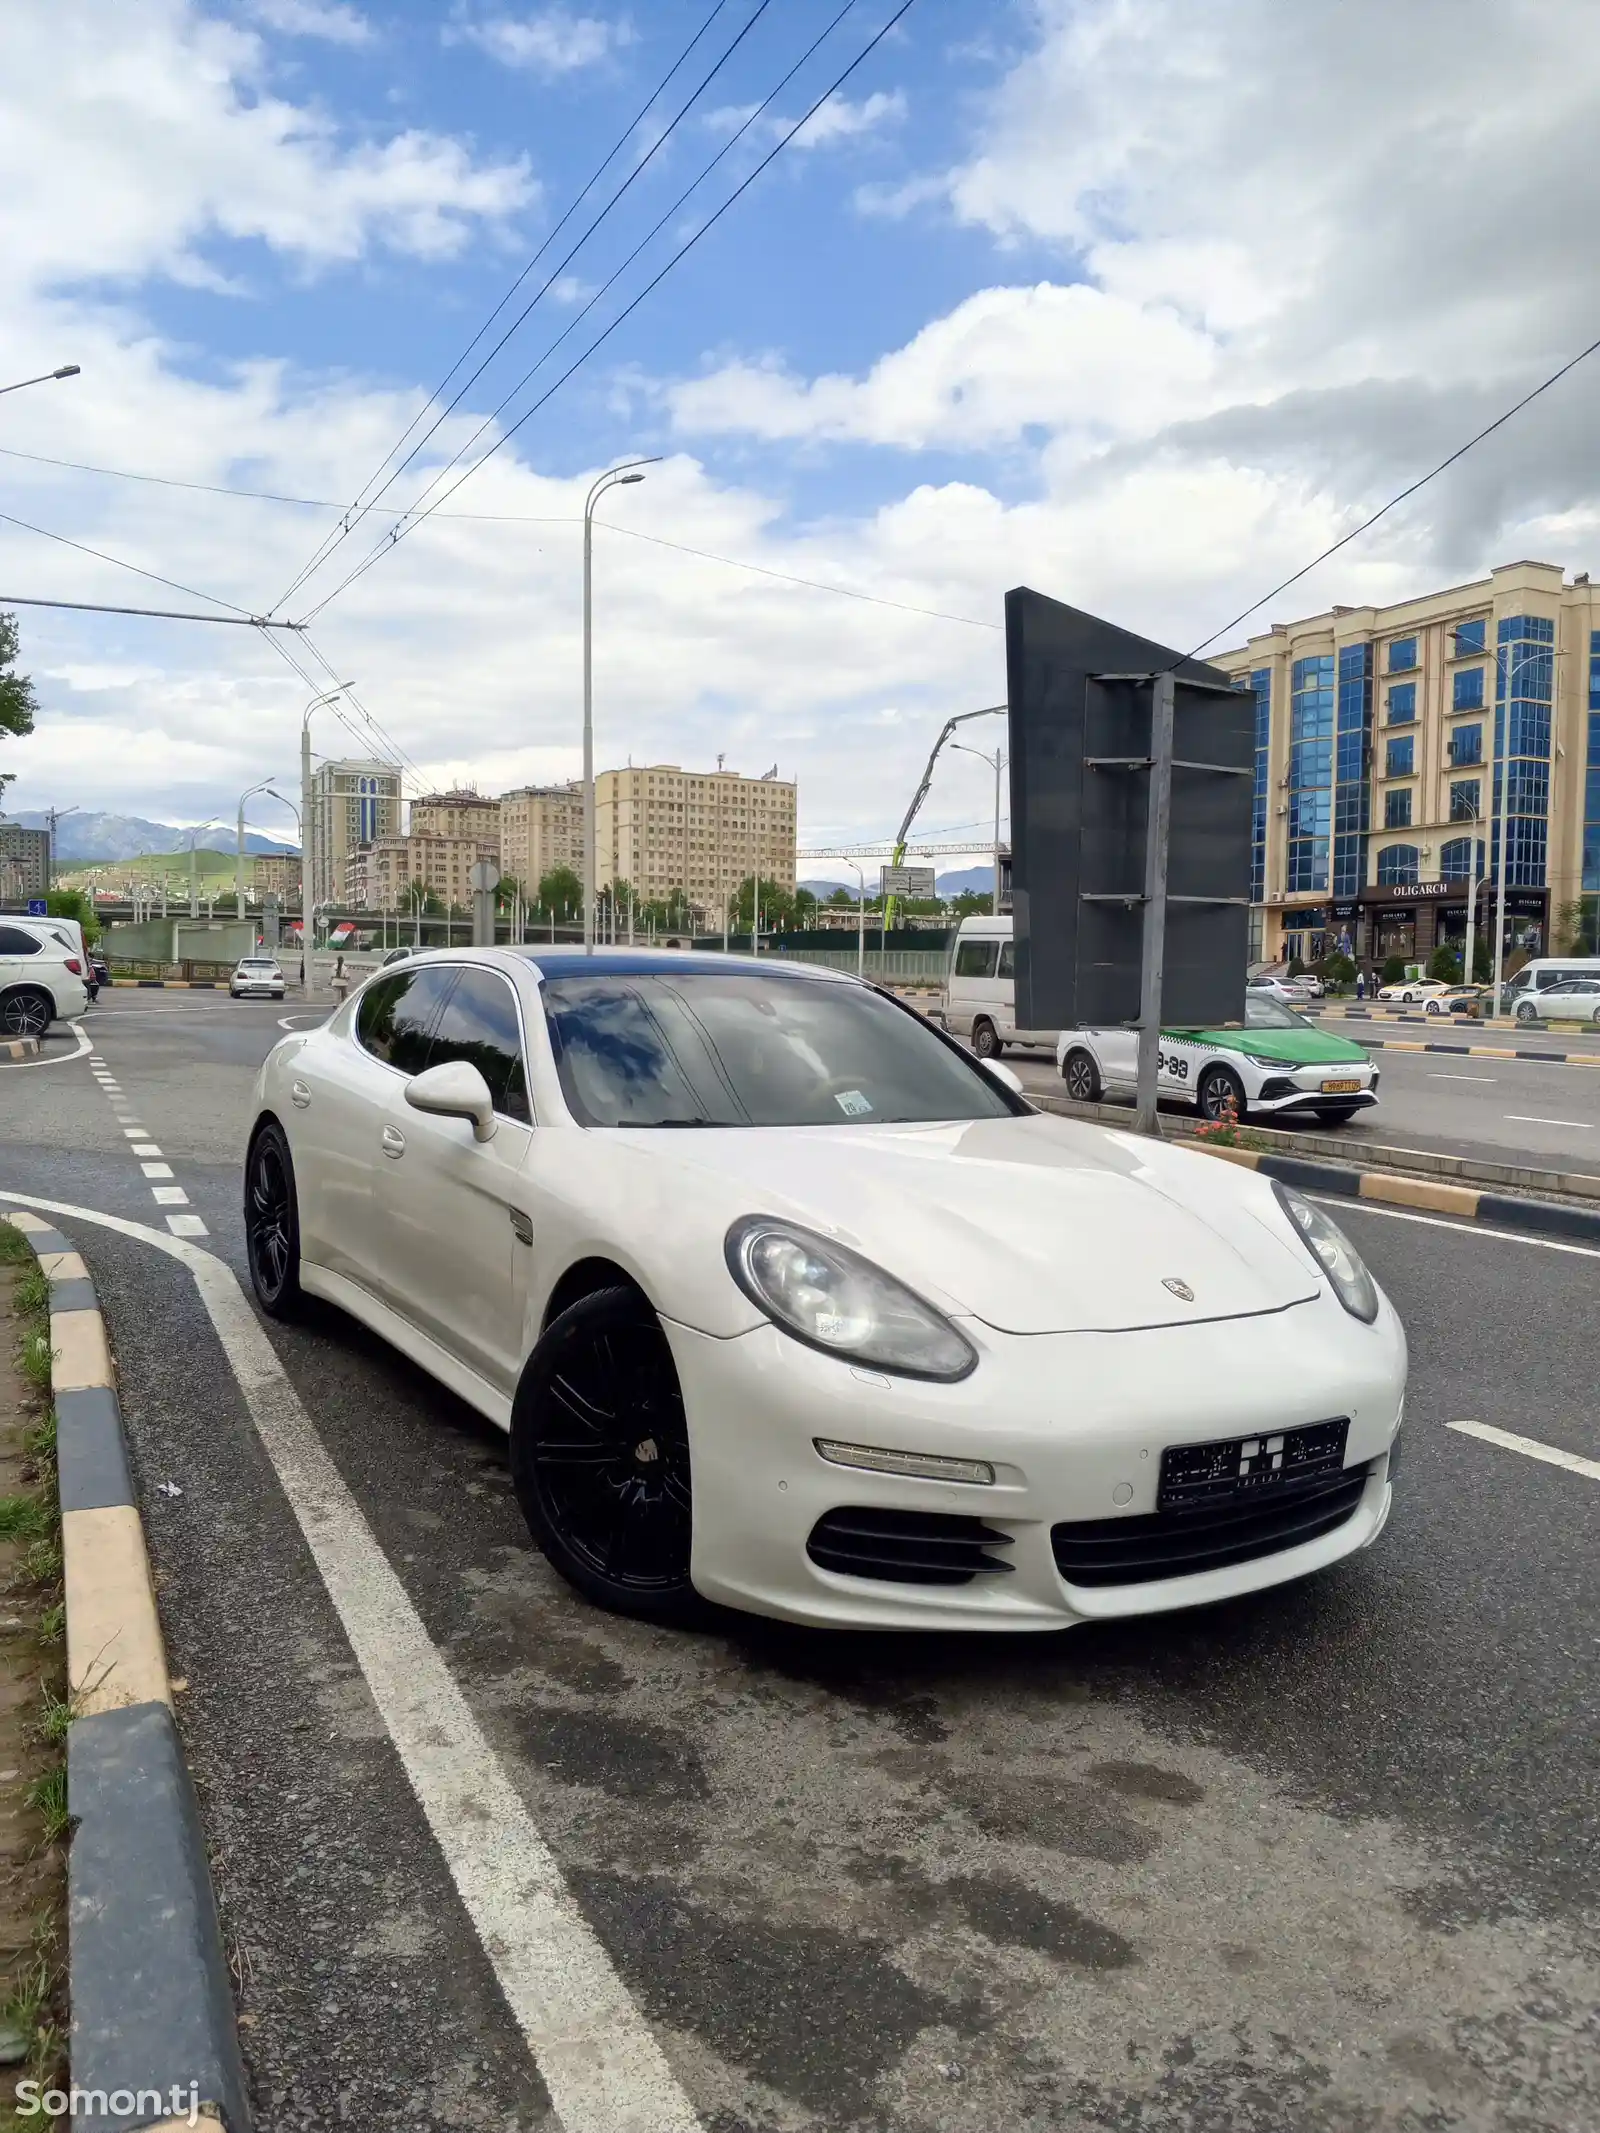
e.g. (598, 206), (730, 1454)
(1272, 1184), (1379, 1324)
(725, 1216), (977, 1381)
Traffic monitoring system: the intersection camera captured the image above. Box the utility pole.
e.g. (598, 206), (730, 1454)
(582, 458), (658, 954)
(44, 804), (78, 889)
(1134, 674), (1176, 1137)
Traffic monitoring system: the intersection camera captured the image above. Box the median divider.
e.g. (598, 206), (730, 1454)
(2, 1211), (249, 2133)
(2, 1034), (41, 1061)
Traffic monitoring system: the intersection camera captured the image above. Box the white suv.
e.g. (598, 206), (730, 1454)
(0, 921), (90, 1037)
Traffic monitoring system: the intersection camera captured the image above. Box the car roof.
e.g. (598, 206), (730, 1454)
(512, 947), (857, 984)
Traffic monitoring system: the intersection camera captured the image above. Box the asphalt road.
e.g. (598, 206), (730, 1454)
(3, 993), (1597, 2132)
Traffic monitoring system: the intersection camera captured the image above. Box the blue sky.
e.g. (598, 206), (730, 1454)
(2, 1), (1599, 872)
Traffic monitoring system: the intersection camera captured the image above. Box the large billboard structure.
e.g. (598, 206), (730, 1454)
(1006, 589), (1254, 1128)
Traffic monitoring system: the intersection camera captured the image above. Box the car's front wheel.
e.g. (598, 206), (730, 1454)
(1515, 1001), (1539, 1024)
(1060, 1047), (1101, 1103)
(245, 1120), (304, 1318)
(1197, 1063), (1247, 1122)
(510, 1285), (698, 1624)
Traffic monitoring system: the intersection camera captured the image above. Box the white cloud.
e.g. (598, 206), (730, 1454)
(450, 8), (633, 76)
(247, 0), (373, 44)
(791, 89), (906, 152)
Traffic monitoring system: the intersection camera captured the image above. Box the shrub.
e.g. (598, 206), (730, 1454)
(1381, 955), (1408, 986)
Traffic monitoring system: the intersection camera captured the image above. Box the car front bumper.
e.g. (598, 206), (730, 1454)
(664, 1287), (1405, 1631)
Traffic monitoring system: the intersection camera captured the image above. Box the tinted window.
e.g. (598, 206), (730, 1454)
(542, 971), (1020, 1129)
(0, 927), (42, 955)
(427, 968), (531, 1124)
(996, 940), (1015, 980)
(355, 966), (458, 1072)
(954, 939), (998, 978)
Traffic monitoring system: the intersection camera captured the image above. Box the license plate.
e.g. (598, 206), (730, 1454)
(1320, 1077), (1360, 1093)
(1159, 1418), (1350, 1511)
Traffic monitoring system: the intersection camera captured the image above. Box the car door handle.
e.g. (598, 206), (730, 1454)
(381, 1124), (406, 1160)
(291, 1080), (311, 1109)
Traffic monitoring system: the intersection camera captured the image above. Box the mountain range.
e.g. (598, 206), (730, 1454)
(799, 866), (995, 902)
(2, 810), (299, 861)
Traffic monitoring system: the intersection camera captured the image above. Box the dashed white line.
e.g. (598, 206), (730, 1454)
(1428, 1072), (1498, 1082)
(82, 1057), (208, 1235)
(1504, 1114), (1592, 1129)
(1322, 1197), (1600, 1257)
(1448, 1418), (1600, 1482)
(139, 1162), (174, 1180)
(0, 1190), (707, 2133)
(150, 1185), (189, 1207)
(130, 1143), (162, 1157)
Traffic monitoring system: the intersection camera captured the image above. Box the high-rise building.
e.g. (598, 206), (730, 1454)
(499, 783), (584, 893)
(408, 790), (501, 850)
(0, 822), (51, 898)
(252, 853), (302, 902)
(309, 759), (402, 911)
(345, 830), (498, 912)
(594, 763), (797, 921)
(1215, 560), (1600, 970)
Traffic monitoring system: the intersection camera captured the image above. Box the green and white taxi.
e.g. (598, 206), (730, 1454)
(1055, 994), (1379, 1125)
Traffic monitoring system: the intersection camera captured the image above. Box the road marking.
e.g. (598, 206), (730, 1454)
(1504, 1114), (1592, 1129)
(1447, 1418), (1600, 1482)
(0, 1190), (705, 2133)
(1427, 1072), (1497, 1082)
(131, 1143), (163, 1158)
(150, 1185), (189, 1206)
(276, 1012), (325, 1030)
(165, 1214), (208, 1238)
(140, 1162), (174, 1180)
(1321, 1197), (1600, 1257)
(0, 1020), (92, 1071)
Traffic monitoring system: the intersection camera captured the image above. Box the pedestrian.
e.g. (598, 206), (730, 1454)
(330, 953), (349, 1006)
(1355, 967), (1367, 1001)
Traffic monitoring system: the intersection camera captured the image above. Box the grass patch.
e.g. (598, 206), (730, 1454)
(0, 1496), (53, 1545)
(20, 1537), (61, 1591)
(0, 1223), (29, 1268)
(17, 1330), (53, 1399)
(24, 1767), (69, 1850)
(12, 1262), (49, 1319)
(0, 1931), (66, 2123)
(24, 1408), (55, 1466)
(36, 1683), (74, 1748)
(35, 1600), (64, 1647)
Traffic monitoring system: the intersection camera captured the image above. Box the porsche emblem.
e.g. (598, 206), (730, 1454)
(1161, 1277), (1195, 1302)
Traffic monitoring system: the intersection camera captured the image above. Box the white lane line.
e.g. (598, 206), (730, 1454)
(130, 1142), (162, 1156)
(150, 1185), (189, 1206)
(121, 1128), (148, 1138)
(1428, 1072), (1498, 1082)
(140, 1162), (174, 1180)
(1448, 1418), (1600, 1482)
(165, 1214), (208, 1238)
(1504, 1114), (1592, 1128)
(1321, 1197), (1600, 1257)
(0, 1020), (92, 1070)
(0, 1190), (705, 2133)
(277, 1012), (326, 1030)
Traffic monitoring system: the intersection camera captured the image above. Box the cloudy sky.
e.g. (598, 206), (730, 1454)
(1, 0), (1597, 871)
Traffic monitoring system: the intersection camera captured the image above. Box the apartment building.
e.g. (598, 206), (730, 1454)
(0, 822), (50, 898)
(594, 763), (797, 920)
(252, 853), (302, 902)
(408, 789), (501, 851)
(1215, 560), (1600, 971)
(499, 782), (584, 891)
(310, 759), (402, 911)
(345, 831), (498, 912)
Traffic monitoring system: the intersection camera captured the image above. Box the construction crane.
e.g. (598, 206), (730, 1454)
(880, 703), (1006, 929)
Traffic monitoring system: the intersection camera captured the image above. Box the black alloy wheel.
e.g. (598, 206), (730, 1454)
(245, 1121), (303, 1318)
(1061, 1048), (1101, 1103)
(1197, 1063), (1247, 1123)
(971, 1018), (1001, 1059)
(511, 1285), (697, 1623)
(1, 989), (53, 1040)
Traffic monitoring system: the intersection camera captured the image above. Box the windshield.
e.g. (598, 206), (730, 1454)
(1244, 994), (1309, 1030)
(541, 970), (1022, 1129)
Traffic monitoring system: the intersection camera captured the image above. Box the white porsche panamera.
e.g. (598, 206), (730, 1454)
(245, 949), (1406, 1632)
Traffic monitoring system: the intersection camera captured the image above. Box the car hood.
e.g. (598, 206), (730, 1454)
(623, 1113), (1320, 1334)
(1182, 1025), (1370, 1067)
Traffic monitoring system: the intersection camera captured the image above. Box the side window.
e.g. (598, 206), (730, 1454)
(426, 968), (532, 1124)
(0, 927), (42, 956)
(354, 967), (458, 1072)
(996, 941), (1016, 980)
(954, 939), (998, 978)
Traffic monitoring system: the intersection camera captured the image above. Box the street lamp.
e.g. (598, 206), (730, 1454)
(843, 859), (869, 979)
(582, 457), (660, 954)
(0, 364), (79, 398)
(1449, 630), (1560, 1014)
(186, 818), (228, 919)
(951, 740), (1006, 915)
(299, 682), (352, 917)
(236, 776), (286, 925)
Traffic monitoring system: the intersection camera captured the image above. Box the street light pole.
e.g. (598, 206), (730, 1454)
(1451, 632), (1559, 1016)
(846, 860), (867, 979)
(582, 458), (660, 954)
(0, 364), (79, 398)
(236, 776), (283, 926)
(952, 741), (1007, 914)
(187, 818), (226, 920)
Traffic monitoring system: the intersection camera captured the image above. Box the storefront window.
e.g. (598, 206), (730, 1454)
(1376, 912), (1417, 962)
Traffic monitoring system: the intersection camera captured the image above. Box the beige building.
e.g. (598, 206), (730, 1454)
(252, 853), (302, 902)
(345, 831), (498, 912)
(310, 759), (402, 912)
(1216, 560), (1600, 972)
(408, 789), (501, 851)
(499, 783), (584, 893)
(595, 764), (797, 920)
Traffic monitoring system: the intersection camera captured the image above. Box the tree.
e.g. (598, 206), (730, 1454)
(402, 878), (444, 918)
(538, 865), (583, 920)
(731, 874), (796, 930)
(0, 610), (38, 805)
(952, 889), (993, 919)
(1427, 943), (1463, 984)
(46, 887), (100, 947)
(825, 887), (853, 908)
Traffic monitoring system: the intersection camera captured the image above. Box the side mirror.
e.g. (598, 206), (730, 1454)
(977, 1056), (1024, 1094)
(405, 1060), (497, 1142)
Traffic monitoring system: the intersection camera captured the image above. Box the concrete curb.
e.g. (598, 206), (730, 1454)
(104, 980), (221, 990)
(3, 1212), (250, 2133)
(2, 1034), (42, 1060)
(1176, 1140), (1600, 1244)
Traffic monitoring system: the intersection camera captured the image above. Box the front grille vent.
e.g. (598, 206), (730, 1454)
(807, 1507), (1015, 1586)
(1052, 1465), (1370, 1588)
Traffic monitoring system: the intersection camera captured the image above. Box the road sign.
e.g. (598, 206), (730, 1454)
(27, 898), (47, 915)
(1005, 589), (1253, 1120)
(879, 865), (936, 900)
(468, 860), (501, 895)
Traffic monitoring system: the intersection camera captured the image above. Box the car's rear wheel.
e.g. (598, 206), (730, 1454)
(971, 1018), (1002, 1059)
(0, 988), (53, 1039)
(245, 1120), (304, 1318)
(511, 1285), (698, 1624)
(1197, 1063), (1247, 1122)
(1060, 1047), (1101, 1103)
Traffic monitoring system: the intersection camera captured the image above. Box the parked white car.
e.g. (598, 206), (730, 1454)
(1512, 978), (1600, 1025)
(246, 949), (1406, 1633)
(0, 920), (90, 1036)
(229, 956), (286, 1000)
(1376, 978), (1449, 1004)
(1246, 974), (1314, 1006)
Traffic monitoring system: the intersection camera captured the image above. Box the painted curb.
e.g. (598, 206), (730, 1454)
(1176, 1142), (1600, 1244)
(1347, 1033), (1600, 1066)
(104, 980), (221, 990)
(2, 1034), (42, 1060)
(3, 1211), (251, 2133)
